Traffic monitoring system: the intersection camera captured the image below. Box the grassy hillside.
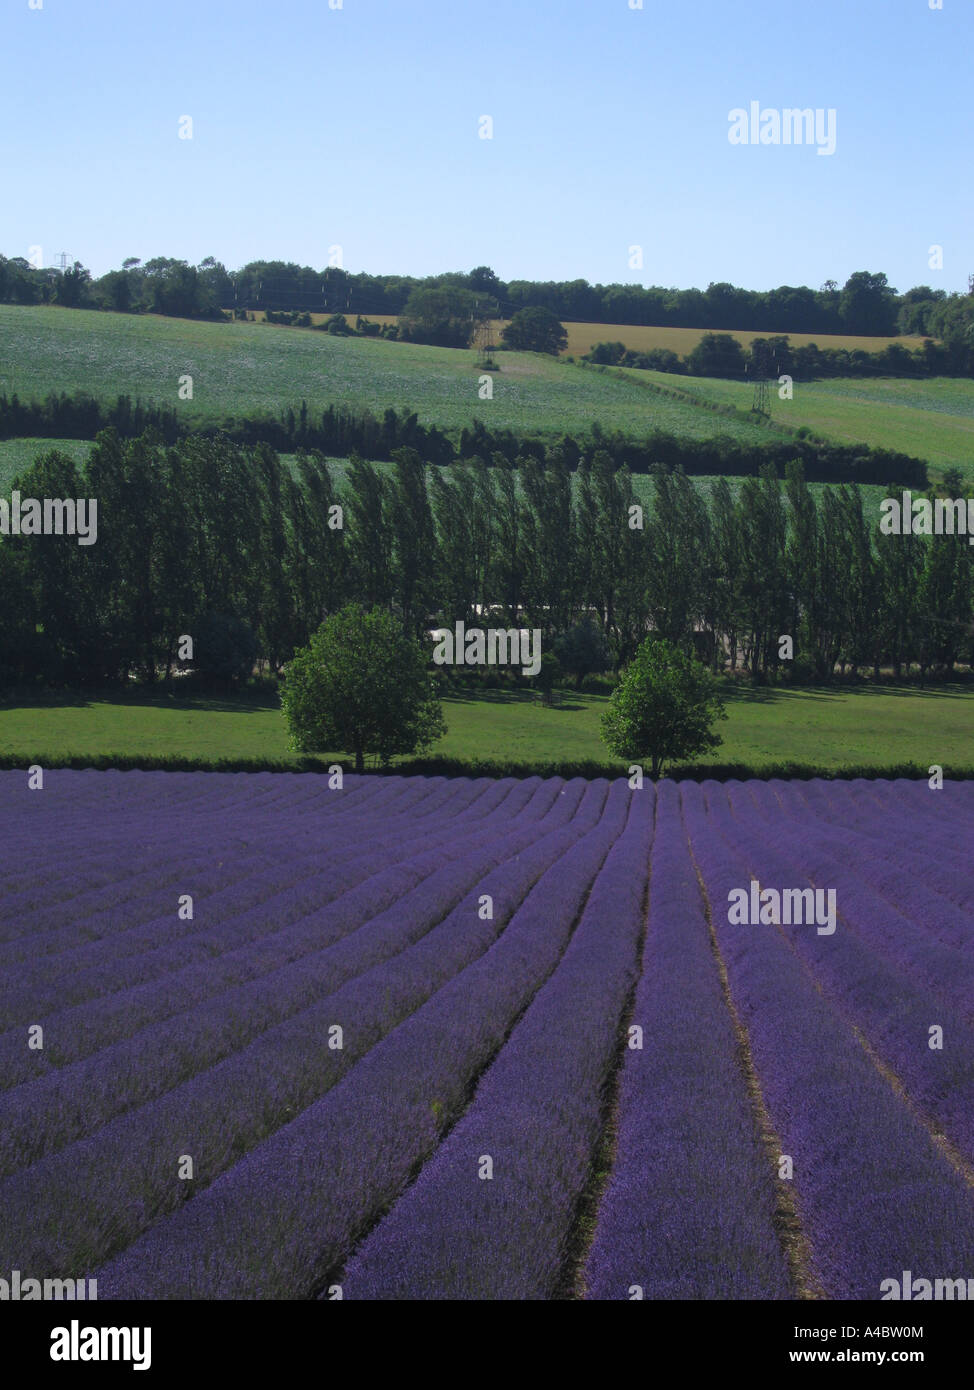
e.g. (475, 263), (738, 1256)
(0, 305), (781, 446)
(619, 368), (974, 481)
(0, 683), (969, 775)
(0, 305), (955, 484)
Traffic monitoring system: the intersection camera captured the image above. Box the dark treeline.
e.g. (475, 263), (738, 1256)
(0, 432), (967, 690)
(587, 329), (974, 381)
(0, 392), (929, 489)
(3, 252), (973, 346)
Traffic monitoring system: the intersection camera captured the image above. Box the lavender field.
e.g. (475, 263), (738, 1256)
(2, 769), (973, 1301)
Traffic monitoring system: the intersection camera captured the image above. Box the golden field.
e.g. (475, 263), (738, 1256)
(239, 311), (927, 359)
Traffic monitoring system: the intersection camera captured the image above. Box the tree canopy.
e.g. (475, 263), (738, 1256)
(501, 306), (568, 355)
(600, 636), (727, 778)
(280, 604), (446, 773)
(398, 286), (477, 348)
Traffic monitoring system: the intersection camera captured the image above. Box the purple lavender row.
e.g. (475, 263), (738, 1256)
(0, 776), (518, 1032)
(813, 777), (974, 827)
(0, 842), (251, 944)
(343, 783), (655, 1300)
(783, 775), (974, 861)
(0, 783), (530, 1117)
(804, 779), (974, 923)
(719, 777), (974, 1016)
(717, 782), (974, 1167)
(92, 781), (631, 1298)
(0, 769), (467, 928)
(0, 774), (515, 990)
(771, 779), (974, 926)
(0, 766), (401, 837)
(0, 768), (367, 905)
(0, 775), (518, 1016)
(0, 783), (569, 1150)
(736, 778), (974, 962)
(0, 771), (462, 920)
(784, 780), (974, 919)
(0, 779), (574, 1172)
(0, 784), (365, 945)
(1, 779), (602, 1278)
(0, 851), (282, 975)
(0, 766), (383, 844)
(735, 780), (974, 994)
(0, 773), (458, 945)
(582, 779), (793, 1300)
(682, 780), (974, 1299)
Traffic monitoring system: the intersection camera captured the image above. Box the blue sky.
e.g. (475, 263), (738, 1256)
(2, 0), (971, 292)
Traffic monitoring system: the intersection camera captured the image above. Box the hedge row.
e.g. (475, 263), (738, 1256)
(0, 752), (961, 782)
(0, 389), (929, 487)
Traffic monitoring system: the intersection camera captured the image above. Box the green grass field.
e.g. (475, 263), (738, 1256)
(2, 304), (962, 501)
(1, 683), (969, 775)
(618, 369), (974, 482)
(0, 304), (779, 445)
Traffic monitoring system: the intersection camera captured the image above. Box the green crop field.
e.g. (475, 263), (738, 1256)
(1, 305), (960, 492)
(617, 368), (974, 481)
(1, 683), (969, 775)
(0, 304), (782, 446)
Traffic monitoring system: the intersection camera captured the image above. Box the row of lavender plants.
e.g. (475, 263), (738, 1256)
(681, 780), (974, 1298)
(0, 779), (609, 1278)
(0, 776), (541, 1077)
(582, 779), (793, 1300)
(0, 772), (458, 930)
(715, 781), (974, 1168)
(766, 779), (974, 958)
(0, 778), (571, 1169)
(342, 782), (654, 1299)
(94, 781), (636, 1297)
(4, 771), (973, 1299)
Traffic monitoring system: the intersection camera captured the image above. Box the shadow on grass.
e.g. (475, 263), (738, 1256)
(443, 688), (592, 712)
(5, 679), (971, 724)
(718, 680), (974, 705)
(717, 682), (842, 706)
(442, 688), (532, 705)
(0, 685), (281, 716)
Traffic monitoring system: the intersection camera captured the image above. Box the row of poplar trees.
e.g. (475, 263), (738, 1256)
(0, 428), (970, 687)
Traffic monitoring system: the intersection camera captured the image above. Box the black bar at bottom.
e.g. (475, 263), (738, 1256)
(2, 1299), (968, 1375)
